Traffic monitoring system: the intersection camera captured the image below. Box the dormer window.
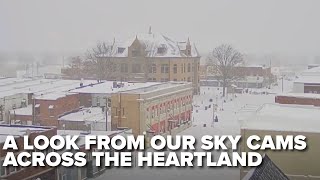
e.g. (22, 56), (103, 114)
(118, 47), (125, 54)
(157, 44), (167, 54)
(157, 47), (166, 54)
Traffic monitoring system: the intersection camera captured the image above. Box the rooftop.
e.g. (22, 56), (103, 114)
(243, 155), (289, 180)
(70, 81), (160, 94)
(0, 125), (53, 143)
(0, 78), (97, 98)
(122, 82), (192, 94)
(241, 103), (320, 133)
(58, 107), (110, 122)
(294, 75), (320, 84)
(57, 129), (131, 147)
(294, 66), (320, 84)
(9, 105), (32, 116)
(35, 92), (77, 100)
(97, 31), (200, 58)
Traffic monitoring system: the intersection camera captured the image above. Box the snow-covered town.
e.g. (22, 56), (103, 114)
(1, 1), (320, 180)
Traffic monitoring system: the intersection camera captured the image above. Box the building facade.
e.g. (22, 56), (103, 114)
(200, 65), (273, 89)
(111, 82), (193, 136)
(293, 66), (320, 94)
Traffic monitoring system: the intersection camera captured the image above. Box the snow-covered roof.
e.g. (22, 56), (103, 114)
(58, 107), (110, 122)
(123, 82), (192, 94)
(35, 92), (77, 100)
(277, 93), (320, 99)
(294, 75), (320, 84)
(0, 78), (96, 98)
(70, 81), (160, 94)
(242, 103), (320, 133)
(294, 66), (320, 84)
(0, 125), (53, 143)
(9, 105), (32, 116)
(98, 32), (200, 58)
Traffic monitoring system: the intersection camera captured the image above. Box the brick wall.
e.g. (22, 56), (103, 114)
(275, 95), (320, 106)
(35, 94), (80, 126)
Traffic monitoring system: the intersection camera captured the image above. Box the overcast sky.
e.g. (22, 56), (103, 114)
(1, 0), (320, 55)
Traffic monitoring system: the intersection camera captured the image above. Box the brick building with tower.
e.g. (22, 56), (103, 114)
(62, 28), (201, 94)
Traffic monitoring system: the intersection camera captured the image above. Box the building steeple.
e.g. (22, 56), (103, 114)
(187, 37), (191, 46)
(186, 37), (191, 56)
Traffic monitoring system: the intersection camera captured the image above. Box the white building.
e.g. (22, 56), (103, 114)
(293, 66), (320, 93)
(58, 107), (111, 131)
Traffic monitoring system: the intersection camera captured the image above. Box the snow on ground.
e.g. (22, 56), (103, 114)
(92, 82), (291, 180)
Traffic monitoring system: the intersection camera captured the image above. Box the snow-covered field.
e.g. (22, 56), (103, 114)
(92, 82), (291, 180)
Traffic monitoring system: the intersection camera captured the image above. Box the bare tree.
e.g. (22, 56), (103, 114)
(64, 56), (85, 79)
(207, 44), (244, 97)
(85, 42), (116, 80)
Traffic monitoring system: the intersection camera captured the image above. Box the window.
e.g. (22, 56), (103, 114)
(188, 63), (191, 72)
(173, 64), (177, 74)
(187, 77), (191, 82)
(161, 64), (169, 73)
(184, 64), (186, 73)
(157, 47), (166, 54)
(132, 64), (142, 73)
(48, 105), (54, 117)
(173, 78), (177, 81)
(35, 104), (40, 115)
(121, 64), (128, 73)
(181, 64), (183, 73)
(21, 99), (27, 108)
(149, 64), (157, 73)
(96, 97), (100, 107)
(122, 108), (125, 116)
(118, 47), (125, 54)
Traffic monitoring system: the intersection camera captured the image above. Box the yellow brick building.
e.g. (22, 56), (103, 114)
(111, 82), (193, 136)
(98, 29), (201, 94)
